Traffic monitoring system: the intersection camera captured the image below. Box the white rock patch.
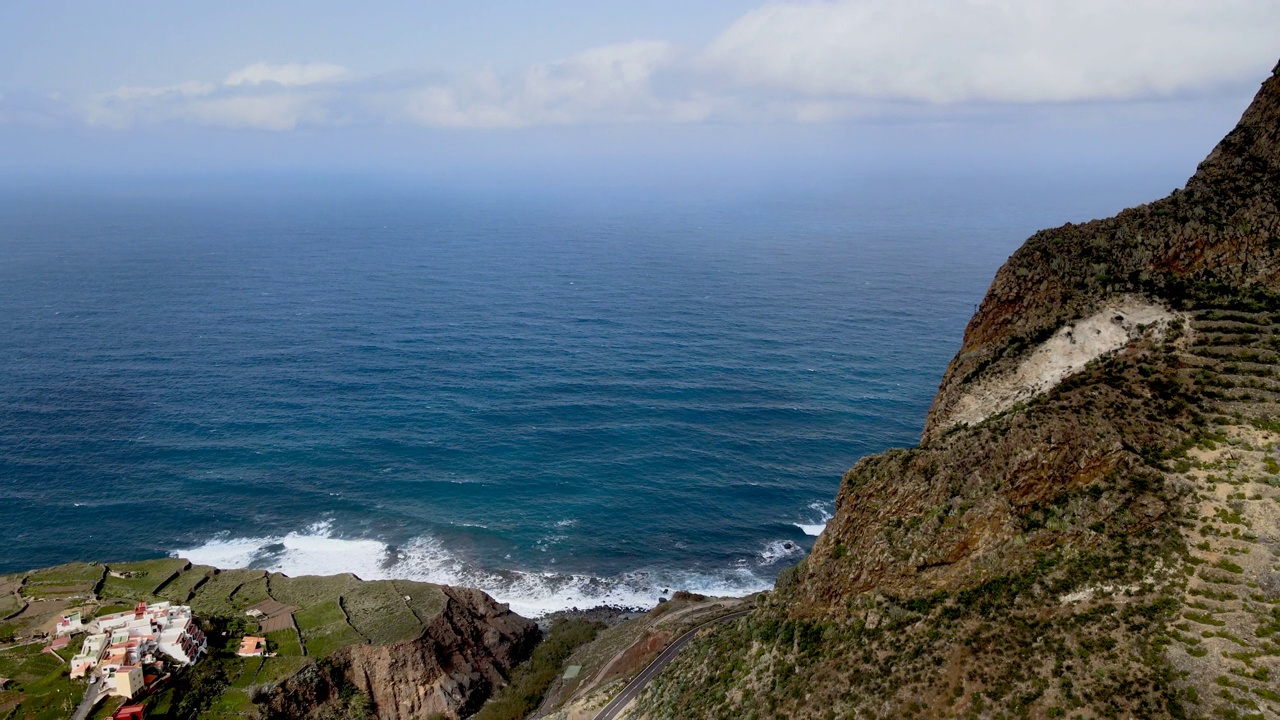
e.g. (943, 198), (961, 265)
(943, 297), (1181, 430)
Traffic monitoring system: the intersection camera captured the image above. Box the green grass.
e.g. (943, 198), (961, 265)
(2, 564), (460, 716)
(99, 558), (190, 599)
(268, 573), (362, 609)
(5, 599), (76, 639)
(252, 656), (312, 686)
(216, 657), (252, 688)
(266, 627), (304, 657)
(93, 602), (134, 616)
(229, 658), (265, 688)
(21, 563), (103, 599)
(265, 574), (387, 658)
(229, 575), (272, 609)
(294, 600), (365, 658)
(391, 580), (447, 624)
(188, 569), (268, 617)
(0, 644), (61, 684)
(298, 622), (365, 659)
(342, 581), (425, 646)
(0, 642), (79, 720)
(293, 598), (347, 630)
(87, 697), (126, 720)
(202, 687), (257, 718)
(157, 564), (214, 603)
(473, 619), (601, 720)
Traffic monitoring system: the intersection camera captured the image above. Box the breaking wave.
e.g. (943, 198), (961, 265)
(793, 500), (834, 537)
(757, 539), (806, 565)
(172, 521), (772, 618)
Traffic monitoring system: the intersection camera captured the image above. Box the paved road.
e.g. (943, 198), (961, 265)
(593, 610), (750, 720)
(71, 681), (106, 720)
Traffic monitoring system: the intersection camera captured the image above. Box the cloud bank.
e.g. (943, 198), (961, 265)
(706, 0), (1280, 103)
(85, 63), (351, 131)
(73, 0), (1280, 130)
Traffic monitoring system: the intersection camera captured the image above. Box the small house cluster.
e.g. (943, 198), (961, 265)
(65, 601), (206, 699)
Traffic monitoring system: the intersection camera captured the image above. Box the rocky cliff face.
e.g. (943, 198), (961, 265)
(263, 587), (539, 720)
(637, 60), (1280, 720)
(927, 60), (1280, 440)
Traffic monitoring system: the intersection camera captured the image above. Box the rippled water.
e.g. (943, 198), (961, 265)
(0, 175), (1155, 614)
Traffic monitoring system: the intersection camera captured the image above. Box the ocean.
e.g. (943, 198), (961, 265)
(0, 173), (1170, 615)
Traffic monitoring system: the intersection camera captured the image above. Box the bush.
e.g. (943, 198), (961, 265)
(472, 619), (602, 720)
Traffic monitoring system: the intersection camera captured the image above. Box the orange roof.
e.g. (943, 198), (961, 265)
(237, 636), (266, 655)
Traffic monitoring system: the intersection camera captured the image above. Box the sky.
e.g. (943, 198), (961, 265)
(2, 1), (1279, 186)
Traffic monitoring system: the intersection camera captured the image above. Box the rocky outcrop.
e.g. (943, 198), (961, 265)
(637, 58), (1280, 720)
(925, 60), (1280, 441)
(790, 325), (1191, 610)
(263, 586), (539, 720)
(935, 296), (1180, 430)
(788, 58), (1280, 625)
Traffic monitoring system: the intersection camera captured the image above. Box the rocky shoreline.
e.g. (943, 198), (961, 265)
(535, 604), (650, 632)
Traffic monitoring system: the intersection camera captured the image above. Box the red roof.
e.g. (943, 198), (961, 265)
(112, 704), (146, 720)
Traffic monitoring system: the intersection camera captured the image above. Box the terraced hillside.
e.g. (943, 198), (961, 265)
(626, 61), (1280, 720)
(1169, 308), (1280, 715)
(0, 558), (536, 720)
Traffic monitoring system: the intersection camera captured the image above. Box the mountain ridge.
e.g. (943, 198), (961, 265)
(632, 58), (1280, 720)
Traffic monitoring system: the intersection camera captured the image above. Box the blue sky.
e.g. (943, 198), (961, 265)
(2, 1), (1278, 183)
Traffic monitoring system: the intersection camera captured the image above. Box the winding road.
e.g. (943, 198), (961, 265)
(593, 610), (750, 720)
(71, 681), (106, 720)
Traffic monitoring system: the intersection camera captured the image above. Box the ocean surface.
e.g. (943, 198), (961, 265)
(0, 174), (1171, 615)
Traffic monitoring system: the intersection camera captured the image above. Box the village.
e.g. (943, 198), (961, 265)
(2, 559), (450, 717)
(45, 601), (268, 720)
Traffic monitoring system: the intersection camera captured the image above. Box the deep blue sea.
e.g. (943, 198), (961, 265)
(0, 173), (1170, 614)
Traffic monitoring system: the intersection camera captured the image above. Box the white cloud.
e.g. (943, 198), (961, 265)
(85, 65), (346, 130)
(182, 94), (336, 131)
(84, 81), (215, 128)
(400, 41), (696, 128)
(702, 0), (1280, 104)
(224, 62), (350, 88)
(73, 2), (1280, 130)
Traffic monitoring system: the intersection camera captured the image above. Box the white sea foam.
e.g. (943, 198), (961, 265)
(792, 500), (834, 537)
(758, 539), (805, 565)
(174, 522), (771, 618)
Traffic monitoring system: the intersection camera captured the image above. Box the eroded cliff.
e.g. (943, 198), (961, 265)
(262, 586), (538, 720)
(0, 559), (538, 720)
(635, 60), (1280, 719)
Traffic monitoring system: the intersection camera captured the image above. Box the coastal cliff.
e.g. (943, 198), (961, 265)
(6, 56), (1280, 720)
(634, 60), (1280, 719)
(927, 59), (1280, 439)
(0, 560), (537, 719)
(263, 586), (539, 720)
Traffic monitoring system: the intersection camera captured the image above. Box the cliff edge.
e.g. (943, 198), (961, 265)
(0, 560), (538, 720)
(928, 59), (1280, 438)
(637, 59), (1280, 719)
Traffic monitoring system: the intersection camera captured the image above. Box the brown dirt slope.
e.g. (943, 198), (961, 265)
(635, 60), (1280, 720)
